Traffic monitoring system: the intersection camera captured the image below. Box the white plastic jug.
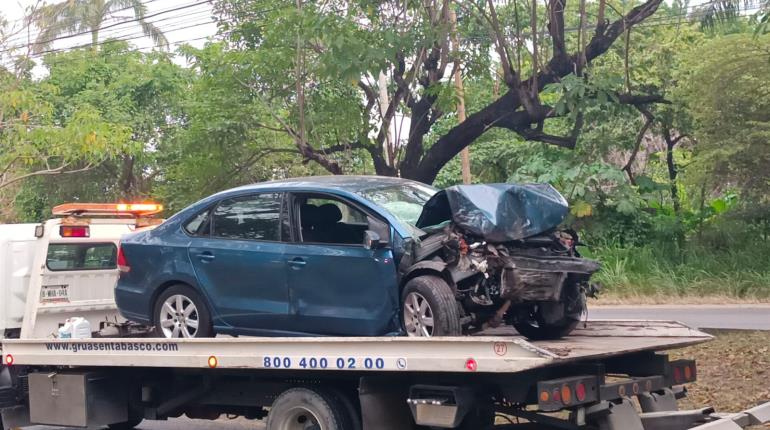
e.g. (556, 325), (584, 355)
(57, 317), (92, 339)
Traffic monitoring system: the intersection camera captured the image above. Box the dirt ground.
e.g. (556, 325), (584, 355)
(671, 330), (770, 427)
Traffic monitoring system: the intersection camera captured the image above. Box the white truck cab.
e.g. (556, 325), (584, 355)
(0, 203), (163, 340)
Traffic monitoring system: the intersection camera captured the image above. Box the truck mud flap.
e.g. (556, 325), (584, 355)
(587, 399), (644, 430)
(1, 405), (31, 429)
(358, 377), (416, 430)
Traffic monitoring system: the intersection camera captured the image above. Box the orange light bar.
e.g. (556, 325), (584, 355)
(53, 203), (164, 217)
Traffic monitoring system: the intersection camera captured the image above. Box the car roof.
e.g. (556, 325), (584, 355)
(227, 175), (432, 193)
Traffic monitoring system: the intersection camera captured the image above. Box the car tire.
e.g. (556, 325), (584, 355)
(401, 276), (461, 337)
(266, 387), (354, 430)
(512, 313), (581, 340)
(152, 284), (213, 338)
(512, 284), (585, 340)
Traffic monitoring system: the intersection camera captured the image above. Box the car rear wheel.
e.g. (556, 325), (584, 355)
(401, 276), (461, 337)
(153, 285), (213, 338)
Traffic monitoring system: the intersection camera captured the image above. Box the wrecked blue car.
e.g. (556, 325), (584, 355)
(115, 176), (599, 340)
(411, 183), (600, 339)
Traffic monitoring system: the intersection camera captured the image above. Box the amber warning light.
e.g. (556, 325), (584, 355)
(53, 203), (164, 217)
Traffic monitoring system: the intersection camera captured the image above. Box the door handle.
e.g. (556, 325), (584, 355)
(198, 252), (215, 262)
(287, 257), (306, 268)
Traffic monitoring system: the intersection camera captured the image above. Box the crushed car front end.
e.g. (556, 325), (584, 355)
(401, 183), (601, 339)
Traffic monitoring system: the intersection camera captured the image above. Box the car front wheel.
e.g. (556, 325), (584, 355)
(401, 276), (461, 337)
(511, 284), (585, 340)
(153, 285), (213, 338)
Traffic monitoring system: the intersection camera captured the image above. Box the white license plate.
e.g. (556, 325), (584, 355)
(41, 284), (69, 303)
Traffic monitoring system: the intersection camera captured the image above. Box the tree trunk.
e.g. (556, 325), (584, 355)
(120, 155), (136, 200)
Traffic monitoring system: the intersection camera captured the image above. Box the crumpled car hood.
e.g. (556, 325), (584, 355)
(415, 183), (569, 242)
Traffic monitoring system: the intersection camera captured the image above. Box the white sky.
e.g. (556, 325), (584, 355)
(0, 0), (219, 73)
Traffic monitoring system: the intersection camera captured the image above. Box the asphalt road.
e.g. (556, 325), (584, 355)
(588, 304), (770, 330)
(29, 417), (264, 430)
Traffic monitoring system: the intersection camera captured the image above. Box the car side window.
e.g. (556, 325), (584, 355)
(212, 193), (282, 241)
(296, 194), (384, 246)
(184, 209), (211, 236)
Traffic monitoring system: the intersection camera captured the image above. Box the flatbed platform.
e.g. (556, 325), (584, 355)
(1, 320), (711, 374)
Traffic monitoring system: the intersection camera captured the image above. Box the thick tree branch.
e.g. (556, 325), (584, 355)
(405, 0), (665, 183)
(0, 162), (97, 190)
(622, 107), (655, 184)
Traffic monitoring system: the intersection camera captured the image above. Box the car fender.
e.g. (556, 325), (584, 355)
(400, 260), (453, 289)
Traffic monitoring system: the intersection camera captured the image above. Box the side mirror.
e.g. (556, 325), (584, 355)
(363, 230), (382, 250)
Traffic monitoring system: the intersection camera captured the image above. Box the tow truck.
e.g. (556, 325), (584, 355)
(0, 203), (163, 341)
(1, 206), (769, 430)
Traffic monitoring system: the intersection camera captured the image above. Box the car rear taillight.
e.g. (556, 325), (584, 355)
(117, 244), (130, 273)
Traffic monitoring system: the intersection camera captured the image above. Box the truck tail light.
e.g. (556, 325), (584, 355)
(4, 354), (13, 366)
(117, 244), (130, 273)
(60, 225), (89, 237)
(538, 376), (597, 411)
(575, 382), (587, 402)
(669, 360), (697, 385)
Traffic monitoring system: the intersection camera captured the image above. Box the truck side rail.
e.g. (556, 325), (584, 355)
(1, 320), (711, 374)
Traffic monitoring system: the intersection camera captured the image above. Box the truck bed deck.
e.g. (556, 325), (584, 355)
(1, 320), (712, 374)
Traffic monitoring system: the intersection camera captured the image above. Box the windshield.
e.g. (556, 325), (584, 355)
(357, 183), (437, 227)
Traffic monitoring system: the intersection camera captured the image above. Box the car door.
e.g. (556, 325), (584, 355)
(187, 192), (290, 331)
(284, 192), (400, 336)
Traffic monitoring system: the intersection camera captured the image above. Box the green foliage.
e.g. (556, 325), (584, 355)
(675, 33), (770, 199)
(154, 42), (315, 212)
(11, 43), (187, 220)
(0, 0), (765, 298)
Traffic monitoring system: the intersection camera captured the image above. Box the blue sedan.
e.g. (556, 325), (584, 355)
(115, 176), (442, 338)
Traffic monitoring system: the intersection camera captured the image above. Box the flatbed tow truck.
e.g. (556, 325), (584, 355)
(2, 320), (769, 430)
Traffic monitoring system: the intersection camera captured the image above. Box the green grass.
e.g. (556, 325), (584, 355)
(583, 241), (770, 301)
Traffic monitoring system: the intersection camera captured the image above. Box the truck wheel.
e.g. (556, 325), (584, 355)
(266, 387), (353, 430)
(153, 285), (213, 338)
(107, 418), (143, 430)
(402, 276), (461, 337)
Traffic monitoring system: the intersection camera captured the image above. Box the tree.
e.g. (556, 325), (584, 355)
(675, 33), (770, 200)
(212, 0), (667, 183)
(153, 43), (319, 212)
(0, 67), (134, 202)
(32, 0), (168, 52)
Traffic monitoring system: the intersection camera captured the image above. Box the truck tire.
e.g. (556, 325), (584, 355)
(153, 284), (213, 338)
(402, 276), (461, 337)
(266, 387), (354, 430)
(107, 419), (143, 430)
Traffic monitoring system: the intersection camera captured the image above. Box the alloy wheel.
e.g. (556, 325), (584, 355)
(158, 294), (200, 338)
(403, 291), (434, 337)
